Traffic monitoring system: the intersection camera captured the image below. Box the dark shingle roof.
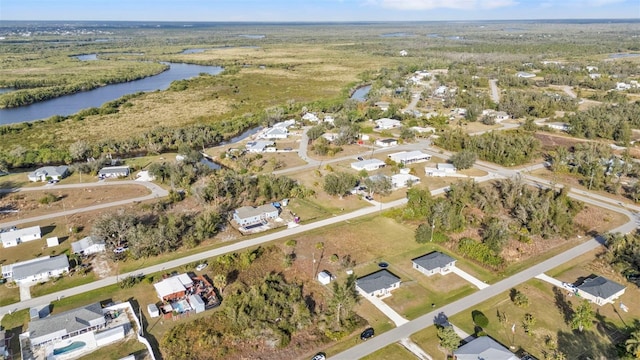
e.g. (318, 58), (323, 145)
(356, 270), (400, 293)
(577, 276), (626, 299)
(412, 252), (456, 271)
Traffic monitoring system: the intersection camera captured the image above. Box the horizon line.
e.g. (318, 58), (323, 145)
(2, 18), (639, 23)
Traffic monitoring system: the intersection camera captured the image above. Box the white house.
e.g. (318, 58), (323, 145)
(375, 138), (398, 147)
(2, 255), (69, 284)
(388, 151), (431, 165)
(425, 163), (457, 177)
(494, 111), (510, 122)
(412, 252), (456, 276)
(302, 112), (319, 122)
(1, 225), (41, 248)
(586, 65), (599, 72)
(391, 173), (420, 188)
(516, 71), (536, 78)
(351, 159), (386, 172)
(411, 126), (436, 135)
(27, 166), (69, 182)
(258, 127), (289, 139)
(273, 119), (296, 129)
(589, 73), (602, 80)
(323, 116), (335, 125)
(576, 276), (626, 306)
(27, 302), (106, 347)
(545, 122), (569, 131)
(374, 101), (390, 112)
(71, 236), (106, 256)
(154, 273), (194, 301)
(399, 50), (408, 56)
(233, 204), (279, 227)
(375, 118), (402, 130)
(246, 140), (275, 153)
(98, 166), (130, 179)
(322, 133), (339, 142)
(356, 270), (401, 298)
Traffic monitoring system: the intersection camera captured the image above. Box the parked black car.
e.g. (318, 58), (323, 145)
(360, 327), (375, 340)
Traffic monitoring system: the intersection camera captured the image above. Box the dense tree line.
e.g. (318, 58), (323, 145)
(603, 232), (640, 280)
(405, 178), (581, 268)
(498, 90), (577, 118)
(567, 102), (640, 144)
(435, 129), (540, 166)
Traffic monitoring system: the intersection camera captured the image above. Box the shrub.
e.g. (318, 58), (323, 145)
(472, 310), (489, 328)
(39, 193), (58, 205)
(457, 237), (504, 269)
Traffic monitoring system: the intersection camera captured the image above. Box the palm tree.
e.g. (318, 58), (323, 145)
(625, 329), (640, 358)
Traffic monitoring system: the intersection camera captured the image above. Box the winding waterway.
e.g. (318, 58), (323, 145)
(0, 62), (224, 125)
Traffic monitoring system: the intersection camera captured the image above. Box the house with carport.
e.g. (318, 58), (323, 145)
(98, 166), (130, 179)
(154, 273), (194, 302)
(425, 163), (457, 177)
(390, 173), (420, 188)
(375, 138), (398, 147)
(412, 251), (456, 276)
(356, 270), (401, 298)
(388, 151), (431, 165)
(375, 118), (402, 130)
(576, 275), (626, 306)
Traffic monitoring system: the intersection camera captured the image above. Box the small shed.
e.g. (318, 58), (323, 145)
(46, 237), (59, 247)
(189, 294), (206, 314)
(317, 271), (332, 285)
(147, 303), (160, 318)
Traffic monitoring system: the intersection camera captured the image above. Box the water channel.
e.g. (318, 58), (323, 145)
(0, 61), (224, 125)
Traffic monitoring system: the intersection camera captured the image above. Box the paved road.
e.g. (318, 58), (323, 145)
(0, 181), (168, 228)
(489, 79), (500, 104)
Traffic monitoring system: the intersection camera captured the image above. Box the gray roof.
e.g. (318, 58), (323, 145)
(29, 166), (68, 178)
(454, 336), (518, 360)
(12, 255), (69, 280)
(29, 302), (105, 342)
(577, 276), (626, 299)
(412, 252), (456, 271)
(235, 204), (278, 219)
(71, 236), (105, 253)
(356, 270), (400, 293)
(378, 138), (398, 143)
(98, 166), (130, 175)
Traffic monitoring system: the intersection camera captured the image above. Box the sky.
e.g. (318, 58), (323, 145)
(1, 0), (639, 22)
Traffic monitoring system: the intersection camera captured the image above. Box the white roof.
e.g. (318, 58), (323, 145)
(352, 159), (385, 168)
(375, 118), (401, 126)
(388, 151), (430, 162)
(437, 163), (456, 170)
(391, 174), (420, 187)
(154, 274), (193, 299)
(0, 226), (41, 243)
(273, 119), (296, 128)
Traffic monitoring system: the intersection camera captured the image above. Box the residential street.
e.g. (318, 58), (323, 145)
(0, 180), (168, 228)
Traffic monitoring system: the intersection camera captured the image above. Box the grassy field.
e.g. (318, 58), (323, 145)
(362, 343), (416, 360)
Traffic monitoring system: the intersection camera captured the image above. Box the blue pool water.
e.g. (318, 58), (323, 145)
(53, 341), (86, 355)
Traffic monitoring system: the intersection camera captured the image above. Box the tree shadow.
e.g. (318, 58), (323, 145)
(0, 181), (20, 200)
(557, 328), (617, 360)
(305, 293), (317, 314)
(433, 312), (450, 327)
(552, 286), (574, 325)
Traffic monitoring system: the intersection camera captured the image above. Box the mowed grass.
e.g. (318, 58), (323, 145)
(361, 343), (416, 360)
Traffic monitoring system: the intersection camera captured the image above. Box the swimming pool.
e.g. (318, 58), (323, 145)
(53, 341), (86, 355)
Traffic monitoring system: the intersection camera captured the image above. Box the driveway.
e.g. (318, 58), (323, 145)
(357, 289), (408, 326)
(19, 283), (31, 301)
(451, 266), (489, 289)
(535, 273), (564, 288)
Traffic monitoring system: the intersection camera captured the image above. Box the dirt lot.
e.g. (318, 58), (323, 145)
(0, 184), (150, 222)
(534, 132), (589, 151)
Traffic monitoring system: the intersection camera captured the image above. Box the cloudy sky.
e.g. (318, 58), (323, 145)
(2, 0), (638, 21)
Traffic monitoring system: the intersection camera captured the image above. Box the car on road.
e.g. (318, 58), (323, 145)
(113, 247), (128, 254)
(360, 327), (374, 340)
(311, 352), (326, 360)
(364, 195), (373, 201)
(195, 263), (208, 271)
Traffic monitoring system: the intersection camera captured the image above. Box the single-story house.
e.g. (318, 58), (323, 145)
(1, 225), (41, 248)
(154, 273), (194, 301)
(411, 126), (436, 134)
(399, 50), (408, 56)
(494, 111), (510, 122)
(27, 166), (69, 182)
(302, 112), (319, 122)
(434, 85), (448, 96)
(576, 275), (626, 306)
(454, 336), (519, 360)
(390, 173), (420, 188)
(616, 82), (632, 91)
(71, 236), (106, 256)
(586, 65), (598, 72)
(351, 159), (386, 172)
(375, 118), (402, 130)
(233, 204), (279, 227)
(388, 151), (431, 165)
(98, 166), (130, 179)
(2, 255), (69, 284)
(273, 119), (296, 129)
(376, 138), (398, 147)
(27, 302), (106, 347)
(545, 122), (569, 131)
(323, 116), (335, 125)
(425, 163), (457, 177)
(516, 71), (536, 78)
(258, 127), (289, 139)
(322, 133), (340, 142)
(246, 140), (275, 153)
(412, 252), (456, 276)
(589, 73), (602, 80)
(356, 270), (401, 297)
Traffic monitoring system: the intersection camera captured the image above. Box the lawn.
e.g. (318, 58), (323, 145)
(361, 343), (416, 360)
(77, 338), (148, 360)
(410, 326), (448, 360)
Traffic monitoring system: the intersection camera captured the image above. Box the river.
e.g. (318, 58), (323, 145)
(0, 62), (224, 125)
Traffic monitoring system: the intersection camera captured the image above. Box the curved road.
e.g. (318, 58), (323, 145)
(0, 180), (168, 228)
